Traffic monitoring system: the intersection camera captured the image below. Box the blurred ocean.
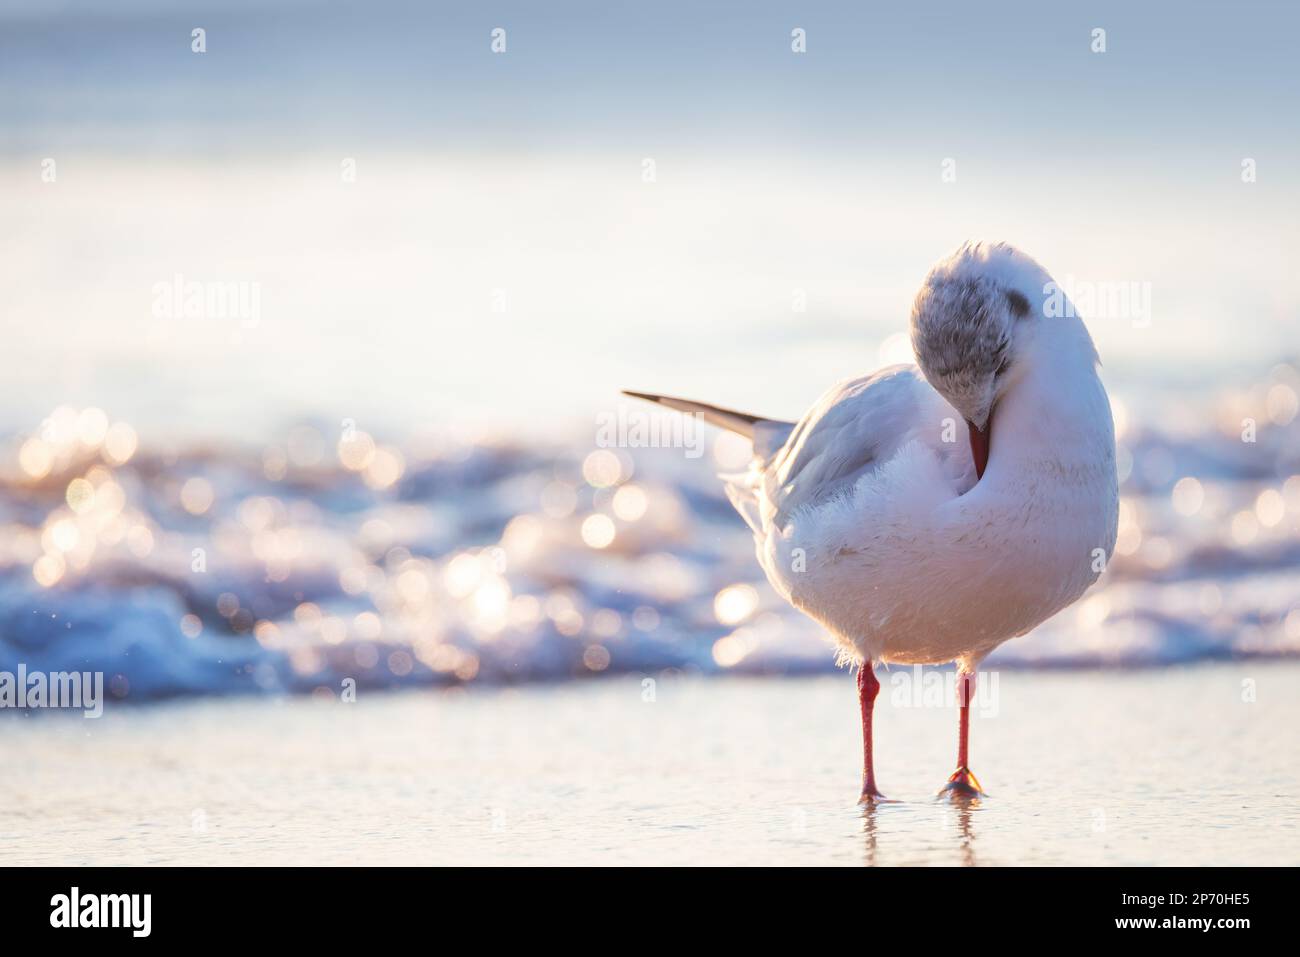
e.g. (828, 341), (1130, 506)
(1, 377), (1298, 700)
(2, 0), (1299, 699)
(2, 0), (1298, 443)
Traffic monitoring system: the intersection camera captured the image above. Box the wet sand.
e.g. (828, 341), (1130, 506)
(3, 663), (1296, 866)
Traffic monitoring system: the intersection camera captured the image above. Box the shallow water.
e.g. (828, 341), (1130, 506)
(4, 663), (1296, 866)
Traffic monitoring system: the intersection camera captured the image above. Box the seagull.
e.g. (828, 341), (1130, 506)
(625, 241), (1119, 802)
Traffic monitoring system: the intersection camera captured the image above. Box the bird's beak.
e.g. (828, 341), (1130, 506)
(966, 418), (990, 480)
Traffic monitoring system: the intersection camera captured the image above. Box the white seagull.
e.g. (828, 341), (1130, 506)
(625, 241), (1119, 801)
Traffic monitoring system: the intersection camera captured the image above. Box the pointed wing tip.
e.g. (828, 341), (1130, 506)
(621, 390), (661, 404)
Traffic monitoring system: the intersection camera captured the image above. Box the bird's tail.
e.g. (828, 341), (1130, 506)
(620, 390), (761, 439)
(622, 390), (797, 536)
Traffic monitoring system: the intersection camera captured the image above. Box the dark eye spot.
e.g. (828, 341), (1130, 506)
(1005, 290), (1030, 318)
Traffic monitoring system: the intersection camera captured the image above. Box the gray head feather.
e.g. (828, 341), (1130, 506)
(910, 274), (1018, 430)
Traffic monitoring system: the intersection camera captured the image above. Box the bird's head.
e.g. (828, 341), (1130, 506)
(909, 241), (1049, 477)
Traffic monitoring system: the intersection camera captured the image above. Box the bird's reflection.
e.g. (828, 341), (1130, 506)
(860, 801), (881, 866)
(952, 799), (979, 867)
(859, 794), (981, 866)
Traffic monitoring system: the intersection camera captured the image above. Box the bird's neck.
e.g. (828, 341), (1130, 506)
(984, 319), (1116, 489)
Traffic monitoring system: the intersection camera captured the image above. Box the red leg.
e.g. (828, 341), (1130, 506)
(941, 670), (984, 798)
(858, 665), (886, 803)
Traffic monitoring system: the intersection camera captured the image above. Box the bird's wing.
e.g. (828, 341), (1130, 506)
(756, 364), (971, 529)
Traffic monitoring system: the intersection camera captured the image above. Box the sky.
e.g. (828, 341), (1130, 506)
(1, 0), (1297, 441)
